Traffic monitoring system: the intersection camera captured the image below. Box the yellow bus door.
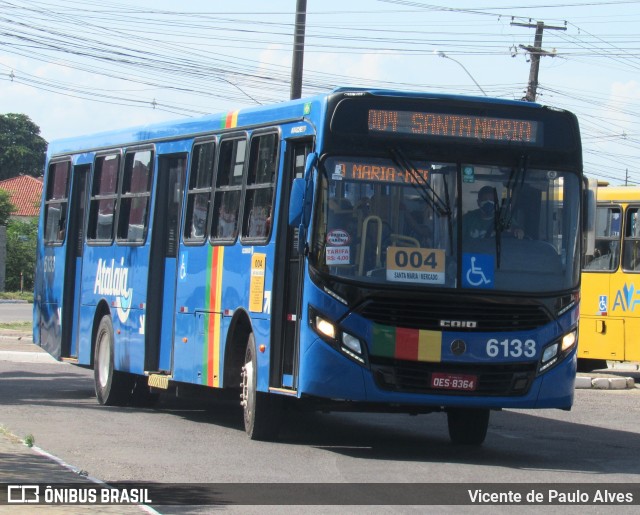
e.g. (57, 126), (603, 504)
(619, 205), (640, 361)
(580, 205), (624, 361)
(580, 274), (625, 361)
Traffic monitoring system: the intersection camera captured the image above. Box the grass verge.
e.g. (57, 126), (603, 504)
(0, 321), (31, 331)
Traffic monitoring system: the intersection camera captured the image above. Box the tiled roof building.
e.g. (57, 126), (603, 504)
(0, 175), (43, 219)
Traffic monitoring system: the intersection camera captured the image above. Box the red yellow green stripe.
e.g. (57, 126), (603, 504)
(204, 246), (224, 386)
(372, 323), (442, 362)
(221, 110), (240, 129)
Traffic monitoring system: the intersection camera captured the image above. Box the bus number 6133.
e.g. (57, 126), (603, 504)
(486, 338), (536, 358)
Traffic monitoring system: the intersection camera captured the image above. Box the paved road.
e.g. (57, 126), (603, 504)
(0, 301), (32, 323)
(2, 304), (640, 512)
(1, 358), (640, 485)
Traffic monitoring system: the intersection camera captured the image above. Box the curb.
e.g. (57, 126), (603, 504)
(0, 350), (61, 364)
(575, 375), (637, 390)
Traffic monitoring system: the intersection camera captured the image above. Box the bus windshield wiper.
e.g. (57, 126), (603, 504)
(389, 147), (451, 218)
(389, 147), (454, 252)
(497, 155), (527, 235)
(492, 187), (503, 268)
(494, 155), (528, 268)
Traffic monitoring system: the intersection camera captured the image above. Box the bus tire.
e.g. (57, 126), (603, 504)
(241, 333), (282, 440)
(93, 315), (134, 406)
(447, 408), (490, 445)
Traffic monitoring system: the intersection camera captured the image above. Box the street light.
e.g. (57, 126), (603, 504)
(435, 51), (487, 96)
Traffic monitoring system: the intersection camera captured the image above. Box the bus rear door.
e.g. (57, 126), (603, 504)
(64, 163), (91, 359)
(40, 159), (83, 360)
(144, 154), (187, 375)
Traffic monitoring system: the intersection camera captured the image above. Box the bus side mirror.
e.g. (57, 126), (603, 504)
(288, 152), (317, 228)
(289, 178), (306, 227)
(289, 177), (315, 255)
(583, 177), (597, 256)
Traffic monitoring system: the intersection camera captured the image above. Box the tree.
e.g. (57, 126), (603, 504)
(0, 113), (48, 180)
(0, 189), (16, 225)
(5, 218), (37, 292)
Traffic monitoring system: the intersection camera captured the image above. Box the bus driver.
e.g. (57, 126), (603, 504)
(463, 186), (524, 240)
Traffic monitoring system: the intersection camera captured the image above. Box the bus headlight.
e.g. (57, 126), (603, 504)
(538, 329), (577, 374)
(342, 333), (362, 355)
(561, 331), (576, 351)
(309, 306), (367, 365)
(315, 316), (336, 339)
(542, 343), (559, 364)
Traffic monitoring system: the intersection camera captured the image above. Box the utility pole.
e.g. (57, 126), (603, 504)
(512, 20), (566, 102)
(290, 0), (307, 100)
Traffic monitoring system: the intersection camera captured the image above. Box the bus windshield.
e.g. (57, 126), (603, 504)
(311, 155), (581, 293)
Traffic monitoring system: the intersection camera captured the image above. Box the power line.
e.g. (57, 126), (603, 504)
(0, 0), (639, 184)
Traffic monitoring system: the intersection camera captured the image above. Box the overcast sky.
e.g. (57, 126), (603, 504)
(1, 0), (638, 185)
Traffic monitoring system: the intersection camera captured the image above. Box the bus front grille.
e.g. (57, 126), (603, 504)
(370, 358), (537, 396)
(355, 296), (551, 332)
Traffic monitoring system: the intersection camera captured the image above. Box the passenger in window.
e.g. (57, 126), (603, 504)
(248, 205), (270, 238)
(400, 200), (433, 247)
(191, 195), (208, 238)
(265, 205), (272, 235)
(586, 240), (615, 270)
(329, 197), (354, 230)
(217, 195), (237, 238)
(463, 186), (524, 240)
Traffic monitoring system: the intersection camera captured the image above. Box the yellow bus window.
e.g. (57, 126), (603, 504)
(584, 206), (621, 271)
(622, 208), (640, 271)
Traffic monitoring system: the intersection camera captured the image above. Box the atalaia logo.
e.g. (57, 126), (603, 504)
(94, 257), (134, 323)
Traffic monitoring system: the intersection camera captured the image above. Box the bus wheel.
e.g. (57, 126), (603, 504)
(447, 408), (490, 445)
(93, 315), (133, 406)
(241, 333), (281, 440)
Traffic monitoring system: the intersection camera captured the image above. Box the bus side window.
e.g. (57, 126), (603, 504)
(211, 137), (245, 242)
(622, 208), (640, 271)
(87, 154), (120, 243)
(117, 149), (153, 244)
(184, 141), (215, 242)
(43, 160), (70, 244)
(241, 133), (278, 242)
(584, 206), (620, 271)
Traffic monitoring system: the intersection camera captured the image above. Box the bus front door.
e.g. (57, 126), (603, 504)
(145, 154), (187, 374)
(271, 139), (312, 392)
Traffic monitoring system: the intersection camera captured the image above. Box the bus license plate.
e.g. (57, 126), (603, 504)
(431, 372), (477, 391)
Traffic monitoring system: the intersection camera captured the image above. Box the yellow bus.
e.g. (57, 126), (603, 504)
(579, 184), (640, 370)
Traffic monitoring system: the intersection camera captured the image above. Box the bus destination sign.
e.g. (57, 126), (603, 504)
(331, 158), (429, 184)
(368, 109), (540, 144)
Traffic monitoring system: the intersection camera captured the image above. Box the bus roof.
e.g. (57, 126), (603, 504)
(47, 87), (548, 157)
(595, 184), (640, 203)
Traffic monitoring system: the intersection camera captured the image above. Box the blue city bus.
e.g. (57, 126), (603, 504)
(34, 88), (589, 445)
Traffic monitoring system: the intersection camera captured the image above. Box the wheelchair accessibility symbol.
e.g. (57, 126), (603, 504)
(598, 295), (608, 314)
(463, 253), (494, 289)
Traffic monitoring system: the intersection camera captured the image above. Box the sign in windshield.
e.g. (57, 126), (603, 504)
(331, 158), (430, 184)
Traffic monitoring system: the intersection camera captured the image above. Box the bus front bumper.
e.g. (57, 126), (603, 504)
(297, 338), (576, 411)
